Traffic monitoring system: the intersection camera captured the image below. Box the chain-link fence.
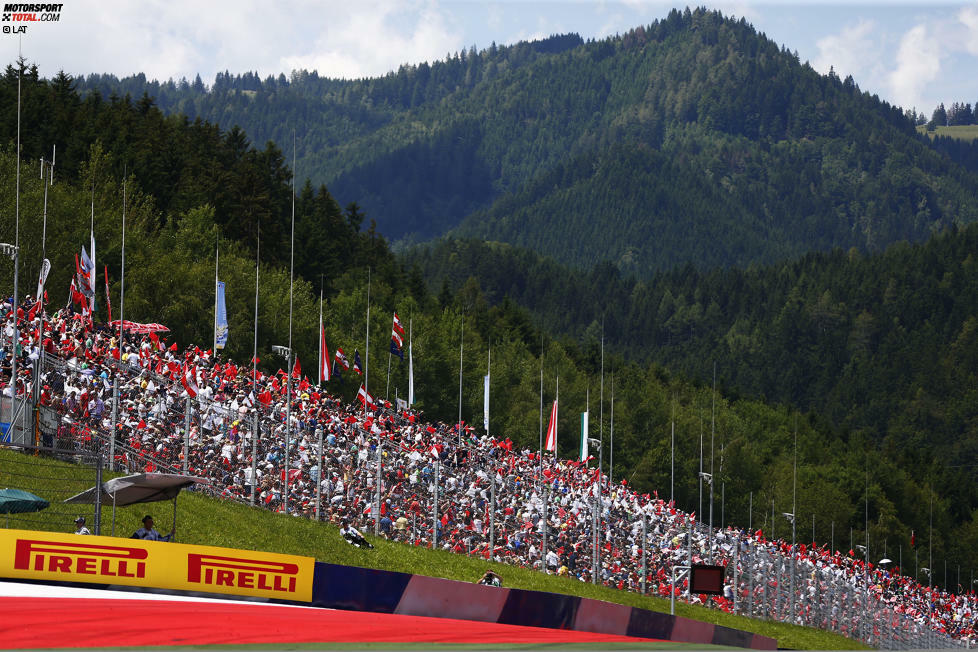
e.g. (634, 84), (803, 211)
(0, 443), (102, 533)
(729, 545), (967, 649)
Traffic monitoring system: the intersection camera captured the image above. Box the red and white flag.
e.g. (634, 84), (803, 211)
(181, 364), (199, 398)
(392, 312), (405, 336)
(319, 317), (330, 384)
(357, 384), (375, 408)
(545, 398), (558, 452)
(334, 348), (349, 370)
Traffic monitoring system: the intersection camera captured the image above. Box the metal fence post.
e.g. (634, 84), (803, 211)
(591, 496), (599, 584)
(109, 375), (119, 471)
(315, 426), (323, 521)
(733, 539), (739, 614)
(541, 486), (548, 572)
(763, 552), (770, 620)
(250, 412), (258, 506)
(183, 396), (191, 474)
(747, 549), (754, 617)
(687, 518), (693, 601)
(93, 446), (103, 536)
(432, 459), (439, 549)
(641, 512), (647, 595)
(489, 473), (495, 561)
(374, 442), (382, 536)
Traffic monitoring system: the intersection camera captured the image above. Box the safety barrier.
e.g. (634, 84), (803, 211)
(310, 562), (777, 649)
(0, 529), (315, 602)
(0, 527), (773, 649)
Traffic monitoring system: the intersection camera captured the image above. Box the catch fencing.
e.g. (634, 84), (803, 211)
(726, 537), (965, 649)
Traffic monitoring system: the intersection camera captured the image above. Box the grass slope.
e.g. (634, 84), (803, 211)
(0, 448), (864, 650)
(918, 124), (978, 141)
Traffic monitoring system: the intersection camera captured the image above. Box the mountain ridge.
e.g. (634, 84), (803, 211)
(73, 8), (978, 275)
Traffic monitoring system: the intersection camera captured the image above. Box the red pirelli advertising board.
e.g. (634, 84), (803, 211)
(0, 529), (314, 602)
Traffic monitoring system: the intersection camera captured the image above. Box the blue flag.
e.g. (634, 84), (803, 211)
(390, 337), (404, 361)
(215, 281), (229, 349)
(331, 360), (343, 386)
(353, 349), (363, 376)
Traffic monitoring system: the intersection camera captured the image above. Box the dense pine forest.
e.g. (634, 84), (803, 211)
(3, 7), (978, 589)
(75, 9), (978, 276)
(417, 231), (978, 520)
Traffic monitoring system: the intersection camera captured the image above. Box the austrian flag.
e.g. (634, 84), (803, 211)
(181, 364), (199, 398)
(357, 384), (375, 409)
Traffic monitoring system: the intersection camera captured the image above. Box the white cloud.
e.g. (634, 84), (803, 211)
(283, 1), (462, 79)
(812, 19), (876, 78)
(1, 0), (463, 82)
(887, 23), (941, 110)
(487, 3), (503, 31)
(960, 5), (978, 55)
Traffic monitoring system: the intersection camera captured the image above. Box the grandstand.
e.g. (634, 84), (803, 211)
(0, 303), (971, 648)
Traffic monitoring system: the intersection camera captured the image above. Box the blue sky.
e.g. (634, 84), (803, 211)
(3, 1), (977, 117)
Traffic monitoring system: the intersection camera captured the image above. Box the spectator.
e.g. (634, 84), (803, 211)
(340, 518), (374, 549)
(131, 515), (174, 541)
(73, 516), (91, 535)
(478, 570), (502, 587)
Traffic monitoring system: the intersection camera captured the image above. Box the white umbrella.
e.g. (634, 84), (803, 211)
(64, 473), (208, 536)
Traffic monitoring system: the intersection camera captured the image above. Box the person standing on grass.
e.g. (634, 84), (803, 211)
(131, 515), (174, 541)
(73, 516), (91, 535)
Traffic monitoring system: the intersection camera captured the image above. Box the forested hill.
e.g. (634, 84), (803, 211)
(75, 8), (978, 276)
(419, 231), (978, 496)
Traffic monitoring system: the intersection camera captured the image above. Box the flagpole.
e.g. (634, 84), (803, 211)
(408, 318), (414, 406)
(709, 361), (716, 563)
(10, 45), (20, 398)
(609, 372), (614, 487)
(364, 267), (370, 417)
(251, 222), (259, 505)
(318, 285), (324, 386)
(538, 335), (543, 488)
(599, 320), (604, 493)
(284, 131), (296, 516)
(118, 165), (126, 351)
(457, 316), (463, 446)
(40, 145), (54, 261)
(89, 153), (96, 317)
(385, 340), (391, 400)
(581, 385), (589, 463)
(253, 226), (260, 370)
(213, 240), (219, 356)
(670, 397), (675, 505)
(484, 344), (490, 439)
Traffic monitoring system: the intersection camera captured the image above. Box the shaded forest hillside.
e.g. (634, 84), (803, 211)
(418, 231), (978, 527)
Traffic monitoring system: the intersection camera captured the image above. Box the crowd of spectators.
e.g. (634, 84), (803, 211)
(2, 295), (974, 646)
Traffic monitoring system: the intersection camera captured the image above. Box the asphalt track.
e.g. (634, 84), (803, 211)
(0, 582), (725, 650)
